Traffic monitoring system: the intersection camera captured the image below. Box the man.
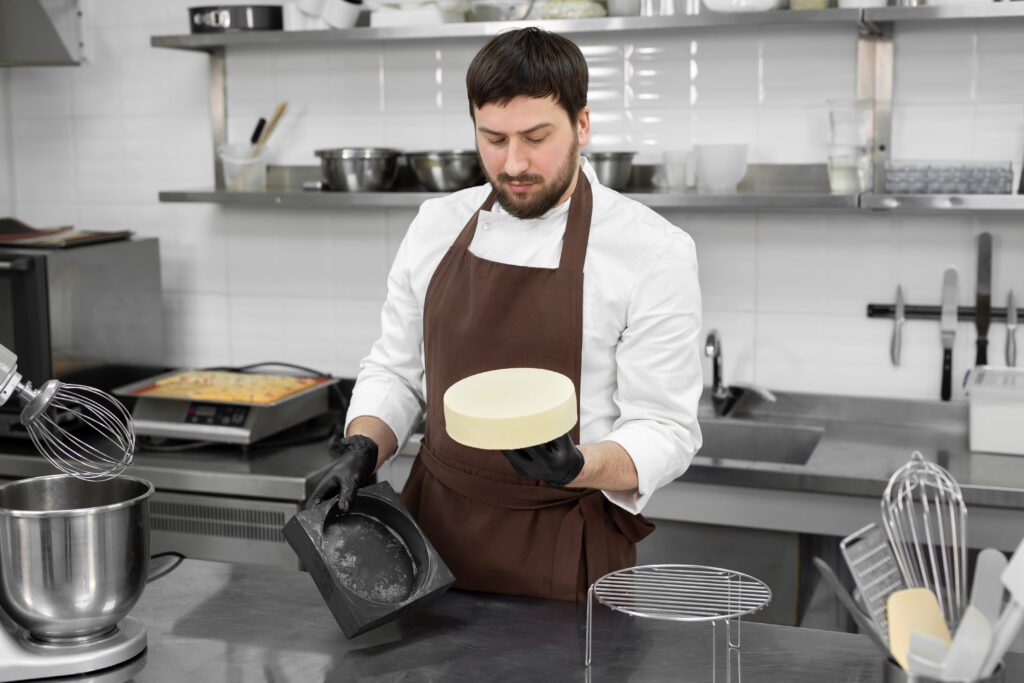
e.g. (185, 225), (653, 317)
(308, 27), (702, 602)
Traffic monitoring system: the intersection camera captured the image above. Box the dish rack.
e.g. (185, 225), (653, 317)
(585, 564), (772, 668)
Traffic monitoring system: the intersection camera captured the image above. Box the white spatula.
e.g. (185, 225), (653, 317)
(942, 605), (992, 681)
(981, 535), (1024, 677)
(888, 588), (952, 671)
(906, 631), (948, 679)
(971, 548), (1008, 626)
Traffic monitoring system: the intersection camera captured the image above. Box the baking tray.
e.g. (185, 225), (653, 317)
(114, 369), (336, 407)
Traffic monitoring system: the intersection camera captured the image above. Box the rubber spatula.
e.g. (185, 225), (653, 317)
(906, 631), (948, 679)
(981, 535), (1024, 677)
(971, 548), (1008, 626)
(943, 605), (992, 681)
(888, 588), (952, 670)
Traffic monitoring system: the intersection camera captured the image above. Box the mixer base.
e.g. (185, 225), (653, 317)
(0, 615), (146, 681)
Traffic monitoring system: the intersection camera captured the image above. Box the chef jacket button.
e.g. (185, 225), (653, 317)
(482, 222), (491, 231)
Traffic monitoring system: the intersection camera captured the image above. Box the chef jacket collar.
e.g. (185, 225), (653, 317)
(479, 157), (598, 226)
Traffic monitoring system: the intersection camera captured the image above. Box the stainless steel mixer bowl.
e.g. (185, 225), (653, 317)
(0, 474), (153, 642)
(584, 151), (636, 191)
(315, 147), (401, 192)
(407, 150), (483, 192)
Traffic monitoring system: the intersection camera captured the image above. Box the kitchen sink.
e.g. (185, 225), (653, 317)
(695, 419), (824, 466)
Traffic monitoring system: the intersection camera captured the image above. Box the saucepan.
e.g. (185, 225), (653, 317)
(0, 474), (153, 642)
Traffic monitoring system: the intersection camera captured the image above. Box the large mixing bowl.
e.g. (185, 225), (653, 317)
(0, 474), (153, 642)
(407, 150), (483, 192)
(315, 147), (401, 192)
(584, 151), (636, 191)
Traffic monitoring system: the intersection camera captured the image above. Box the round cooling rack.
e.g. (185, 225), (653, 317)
(584, 564), (773, 666)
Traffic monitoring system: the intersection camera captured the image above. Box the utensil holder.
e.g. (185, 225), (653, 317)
(882, 658), (1005, 683)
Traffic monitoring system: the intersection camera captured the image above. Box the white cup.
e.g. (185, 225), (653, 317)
(662, 149), (695, 192)
(322, 0), (361, 27)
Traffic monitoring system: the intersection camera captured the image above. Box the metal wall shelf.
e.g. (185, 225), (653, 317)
(150, 3), (1024, 52)
(159, 188), (1024, 213)
(152, 10), (861, 51)
(159, 189), (862, 211)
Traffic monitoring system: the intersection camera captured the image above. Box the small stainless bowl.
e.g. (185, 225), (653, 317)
(407, 150), (483, 192)
(468, 0), (534, 20)
(315, 147), (401, 192)
(584, 151), (636, 191)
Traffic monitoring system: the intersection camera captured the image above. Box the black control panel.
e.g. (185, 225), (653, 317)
(185, 402), (249, 427)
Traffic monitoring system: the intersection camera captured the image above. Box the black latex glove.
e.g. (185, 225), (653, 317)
(501, 433), (584, 487)
(305, 434), (378, 512)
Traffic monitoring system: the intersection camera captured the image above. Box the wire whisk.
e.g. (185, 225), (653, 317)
(881, 451), (967, 632)
(1, 343), (134, 482)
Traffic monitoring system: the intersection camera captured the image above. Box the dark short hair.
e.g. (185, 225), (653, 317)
(466, 28), (588, 123)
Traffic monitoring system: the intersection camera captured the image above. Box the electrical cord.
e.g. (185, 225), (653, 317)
(147, 551), (186, 583)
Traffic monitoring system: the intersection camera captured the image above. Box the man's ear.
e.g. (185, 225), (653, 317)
(576, 106), (591, 147)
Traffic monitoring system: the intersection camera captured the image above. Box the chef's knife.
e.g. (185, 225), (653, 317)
(1008, 291), (1018, 367)
(892, 285), (905, 367)
(940, 268), (959, 401)
(975, 232), (992, 366)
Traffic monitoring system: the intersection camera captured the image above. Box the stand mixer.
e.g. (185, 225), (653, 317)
(0, 342), (151, 680)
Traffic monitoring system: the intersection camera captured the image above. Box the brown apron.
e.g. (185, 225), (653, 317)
(399, 169), (654, 602)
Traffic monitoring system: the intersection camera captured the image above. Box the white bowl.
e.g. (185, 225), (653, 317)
(695, 144), (749, 194)
(702, 0), (780, 12)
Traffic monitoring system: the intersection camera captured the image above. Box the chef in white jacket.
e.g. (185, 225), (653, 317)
(308, 27), (703, 601)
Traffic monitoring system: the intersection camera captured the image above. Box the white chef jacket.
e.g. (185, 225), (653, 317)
(347, 158), (703, 514)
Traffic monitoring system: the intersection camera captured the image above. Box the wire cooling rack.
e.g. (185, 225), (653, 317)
(585, 564), (772, 667)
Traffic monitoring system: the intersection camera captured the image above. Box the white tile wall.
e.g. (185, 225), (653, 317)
(2, 7), (1024, 400)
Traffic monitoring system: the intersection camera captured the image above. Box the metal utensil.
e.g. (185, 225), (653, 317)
(882, 451), (968, 633)
(813, 557), (889, 654)
(1007, 291), (1018, 367)
(976, 232), (993, 366)
(0, 342), (134, 481)
(892, 285), (905, 366)
(940, 268), (959, 401)
(840, 522), (906, 639)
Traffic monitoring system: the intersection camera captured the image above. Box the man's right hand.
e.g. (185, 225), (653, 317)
(305, 434), (378, 512)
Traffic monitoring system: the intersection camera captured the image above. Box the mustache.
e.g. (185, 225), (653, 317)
(496, 173), (544, 184)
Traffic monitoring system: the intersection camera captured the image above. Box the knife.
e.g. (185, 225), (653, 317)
(891, 285), (905, 366)
(1008, 291), (1018, 367)
(975, 232), (992, 366)
(940, 267), (959, 401)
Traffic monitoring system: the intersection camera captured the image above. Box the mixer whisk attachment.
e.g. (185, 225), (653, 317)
(0, 343), (135, 482)
(881, 450), (967, 632)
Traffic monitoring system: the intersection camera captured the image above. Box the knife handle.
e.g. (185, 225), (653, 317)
(942, 348), (953, 401)
(976, 338), (988, 366)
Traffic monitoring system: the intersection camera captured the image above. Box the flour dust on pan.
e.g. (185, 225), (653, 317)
(323, 512), (417, 603)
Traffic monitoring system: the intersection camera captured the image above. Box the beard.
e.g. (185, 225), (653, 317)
(485, 141), (580, 220)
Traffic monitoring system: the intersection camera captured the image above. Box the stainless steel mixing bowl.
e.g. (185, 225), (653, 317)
(0, 474), (153, 642)
(315, 147), (401, 192)
(407, 150), (483, 192)
(584, 151), (636, 191)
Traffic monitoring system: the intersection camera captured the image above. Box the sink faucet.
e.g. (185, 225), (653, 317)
(704, 329), (777, 417)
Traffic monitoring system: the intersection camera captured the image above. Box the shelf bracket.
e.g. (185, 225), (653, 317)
(209, 47), (227, 190)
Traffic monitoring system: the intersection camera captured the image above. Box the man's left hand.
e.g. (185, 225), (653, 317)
(501, 433), (584, 487)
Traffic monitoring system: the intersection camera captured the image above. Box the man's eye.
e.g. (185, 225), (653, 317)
(527, 137), (546, 144)
(487, 138), (506, 146)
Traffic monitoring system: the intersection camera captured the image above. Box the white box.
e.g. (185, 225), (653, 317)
(968, 366), (1024, 456)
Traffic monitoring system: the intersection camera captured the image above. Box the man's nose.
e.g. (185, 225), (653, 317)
(504, 139), (529, 177)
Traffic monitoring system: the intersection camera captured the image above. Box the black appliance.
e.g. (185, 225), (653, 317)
(0, 238), (164, 437)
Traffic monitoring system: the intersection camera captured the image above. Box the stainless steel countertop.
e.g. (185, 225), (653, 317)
(93, 557), (1023, 682)
(2, 390), (1023, 509)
